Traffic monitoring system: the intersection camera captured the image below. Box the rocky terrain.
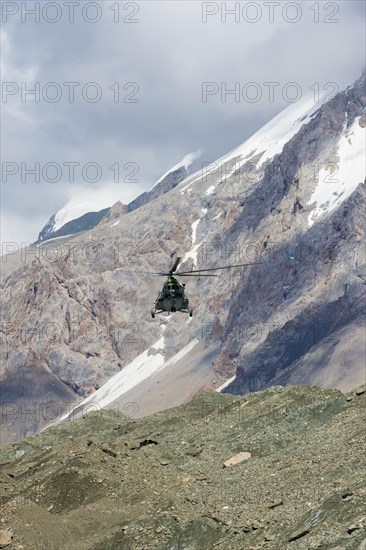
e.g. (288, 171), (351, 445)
(217, 76), (366, 395)
(0, 74), (365, 444)
(0, 384), (365, 549)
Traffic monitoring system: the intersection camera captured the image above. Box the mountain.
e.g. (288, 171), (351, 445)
(37, 208), (111, 242)
(0, 384), (365, 549)
(37, 152), (201, 242)
(1, 74), (365, 444)
(217, 75), (366, 395)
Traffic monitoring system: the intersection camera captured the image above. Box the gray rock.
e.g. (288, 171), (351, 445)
(288, 527), (310, 541)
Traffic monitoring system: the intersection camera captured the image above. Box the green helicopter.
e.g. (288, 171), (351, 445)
(150, 256), (258, 318)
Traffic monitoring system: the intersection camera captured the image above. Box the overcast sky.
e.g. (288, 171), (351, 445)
(1, 0), (365, 246)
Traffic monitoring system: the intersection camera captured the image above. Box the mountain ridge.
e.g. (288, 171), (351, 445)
(1, 73), (365, 445)
(37, 163), (192, 243)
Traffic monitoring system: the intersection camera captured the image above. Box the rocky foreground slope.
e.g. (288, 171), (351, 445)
(1, 385), (365, 549)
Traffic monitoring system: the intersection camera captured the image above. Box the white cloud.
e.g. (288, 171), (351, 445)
(1, 1), (365, 243)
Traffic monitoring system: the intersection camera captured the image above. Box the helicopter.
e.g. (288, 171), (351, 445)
(150, 256), (258, 318)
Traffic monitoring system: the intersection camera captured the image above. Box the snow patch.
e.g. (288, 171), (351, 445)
(183, 242), (202, 266)
(55, 337), (199, 419)
(36, 234), (73, 245)
(167, 338), (199, 366)
(110, 220), (120, 228)
(205, 185), (216, 195)
(160, 316), (172, 331)
(215, 375), (236, 392)
(191, 219), (200, 244)
(308, 117), (365, 227)
(57, 336), (166, 418)
(182, 219), (202, 266)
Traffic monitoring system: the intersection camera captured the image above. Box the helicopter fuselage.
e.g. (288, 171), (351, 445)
(151, 276), (192, 317)
(149, 255), (258, 319)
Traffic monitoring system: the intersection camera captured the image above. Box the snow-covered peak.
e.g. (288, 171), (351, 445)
(219, 94), (324, 169)
(53, 185), (134, 232)
(178, 93), (328, 192)
(151, 149), (202, 189)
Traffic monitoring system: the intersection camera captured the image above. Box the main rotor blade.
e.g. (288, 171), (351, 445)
(141, 271), (169, 276)
(171, 256), (181, 273)
(177, 273), (218, 277)
(177, 261), (260, 275)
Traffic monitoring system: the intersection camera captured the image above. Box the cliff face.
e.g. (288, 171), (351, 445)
(218, 75), (366, 394)
(1, 75), (365, 444)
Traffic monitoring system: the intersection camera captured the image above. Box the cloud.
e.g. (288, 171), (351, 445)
(1, 0), (365, 243)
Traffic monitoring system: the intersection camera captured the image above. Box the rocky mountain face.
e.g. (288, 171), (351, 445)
(1, 74), (365, 444)
(0, 385), (365, 549)
(217, 76), (366, 395)
(37, 166), (188, 242)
